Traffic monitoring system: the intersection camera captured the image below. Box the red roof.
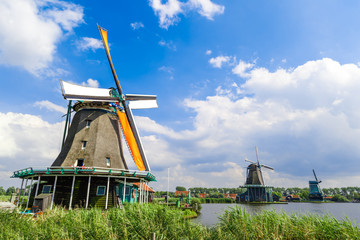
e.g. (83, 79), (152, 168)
(133, 183), (155, 193)
(224, 193), (237, 199)
(175, 191), (189, 196)
(198, 193), (207, 198)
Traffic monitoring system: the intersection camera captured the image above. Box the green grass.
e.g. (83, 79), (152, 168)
(0, 204), (359, 239)
(0, 195), (10, 202)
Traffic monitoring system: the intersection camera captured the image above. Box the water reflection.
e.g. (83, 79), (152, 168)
(191, 203), (360, 227)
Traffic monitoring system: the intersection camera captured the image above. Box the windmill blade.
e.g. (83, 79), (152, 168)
(126, 94), (158, 109)
(245, 158), (256, 164)
(255, 146), (260, 166)
(60, 80), (119, 102)
(261, 164), (274, 170)
(313, 169), (320, 182)
(98, 25), (123, 95)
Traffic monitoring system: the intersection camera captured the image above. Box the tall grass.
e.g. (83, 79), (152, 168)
(0, 204), (359, 239)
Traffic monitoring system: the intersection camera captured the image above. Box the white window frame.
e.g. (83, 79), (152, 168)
(96, 186), (106, 196)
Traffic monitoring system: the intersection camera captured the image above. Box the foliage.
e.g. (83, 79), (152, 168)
(331, 194), (350, 202)
(176, 186), (187, 191)
(6, 187), (16, 195)
(0, 187), (6, 195)
(1, 205), (359, 239)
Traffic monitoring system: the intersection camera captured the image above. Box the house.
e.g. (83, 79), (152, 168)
(198, 193), (207, 198)
(224, 193), (237, 199)
(175, 191), (189, 197)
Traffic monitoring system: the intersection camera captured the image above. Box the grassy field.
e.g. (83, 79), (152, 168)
(0, 195), (10, 202)
(0, 204), (359, 239)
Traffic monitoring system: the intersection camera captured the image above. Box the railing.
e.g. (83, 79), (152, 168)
(12, 166), (156, 181)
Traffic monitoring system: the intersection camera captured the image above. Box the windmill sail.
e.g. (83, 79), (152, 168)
(60, 80), (119, 102)
(98, 25), (152, 171)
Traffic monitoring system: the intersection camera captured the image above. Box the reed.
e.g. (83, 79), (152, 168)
(0, 204), (359, 239)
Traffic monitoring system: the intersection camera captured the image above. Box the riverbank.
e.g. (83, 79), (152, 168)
(1, 204), (360, 239)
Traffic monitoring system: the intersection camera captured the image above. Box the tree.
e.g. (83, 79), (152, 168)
(299, 190), (309, 200)
(0, 187), (5, 195)
(6, 186), (16, 195)
(176, 186), (186, 191)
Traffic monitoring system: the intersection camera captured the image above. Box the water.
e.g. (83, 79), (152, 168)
(192, 203), (360, 227)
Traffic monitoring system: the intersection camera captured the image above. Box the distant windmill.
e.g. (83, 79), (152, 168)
(239, 146), (274, 202)
(309, 169), (323, 201)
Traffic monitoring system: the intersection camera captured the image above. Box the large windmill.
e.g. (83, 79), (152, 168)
(238, 146), (275, 202)
(12, 26), (157, 211)
(309, 169), (323, 201)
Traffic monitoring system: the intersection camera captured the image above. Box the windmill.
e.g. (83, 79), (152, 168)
(309, 169), (323, 201)
(12, 26), (157, 211)
(244, 146), (274, 185)
(239, 146), (274, 203)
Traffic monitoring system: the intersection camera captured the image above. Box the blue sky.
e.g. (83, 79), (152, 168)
(2, 0), (360, 190)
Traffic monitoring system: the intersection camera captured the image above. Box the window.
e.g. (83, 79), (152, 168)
(96, 186), (106, 196)
(82, 141), (87, 150)
(76, 159), (84, 167)
(86, 120), (91, 128)
(106, 157), (110, 167)
(42, 185), (52, 194)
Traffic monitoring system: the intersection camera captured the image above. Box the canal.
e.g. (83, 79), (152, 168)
(191, 202), (360, 226)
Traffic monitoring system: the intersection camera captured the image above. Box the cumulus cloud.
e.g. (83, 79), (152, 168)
(76, 37), (103, 52)
(34, 100), (67, 114)
(149, 0), (224, 29)
(82, 78), (100, 88)
(136, 58), (360, 189)
(209, 55), (231, 68)
(206, 50), (212, 55)
(130, 22), (144, 30)
(0, 112), (63, 188)
(0, 0), (84, 75)
(232, 60), (255, 78)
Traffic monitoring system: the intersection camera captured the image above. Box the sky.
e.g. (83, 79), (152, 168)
(1, 0), (360, 191)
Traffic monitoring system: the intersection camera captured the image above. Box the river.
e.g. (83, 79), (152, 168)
(191, 202), (360, 227)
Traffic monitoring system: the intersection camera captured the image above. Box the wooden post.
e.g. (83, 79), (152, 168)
(86, 176), (91, 209)
(20, 178), (28, 206)
(50, 176), (58, 210)
(151, 232), (155, 240)
(122, 177), (127, 203)
(69, 175), (76, 209)
(17, 179), (24, 206)
(25, 177), (33, 209)
(105, 176), (110, 209)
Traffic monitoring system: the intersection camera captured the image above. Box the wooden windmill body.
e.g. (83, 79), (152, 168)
(12, 26), (157, 211)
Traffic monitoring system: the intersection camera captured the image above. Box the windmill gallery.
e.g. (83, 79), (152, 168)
(10, 26), (326, 212)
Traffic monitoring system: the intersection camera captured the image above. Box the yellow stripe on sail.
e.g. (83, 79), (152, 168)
(99, 27), (111, 57)
(116, 108), (146, 171)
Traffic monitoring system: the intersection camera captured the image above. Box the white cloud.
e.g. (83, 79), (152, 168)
(34, 100), (67, 114)
(0, 0), (84, 75)
(158, 40), (177, 51)
(149, 0), (183, 29)
(206, 50), (212, 55)
(187, 0), (225, 20)
(0, 112), (64, 188)
(135, 58), (360, 189)
(82, 78), (100, 88)
(149, 0), (224, 29)
(130, 22), (145, 30)
(232, 60), (255, 78)
(77, 37), (103, 52)
(209, 55), (231, 68)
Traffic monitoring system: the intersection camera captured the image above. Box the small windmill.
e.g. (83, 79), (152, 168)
(239, 146), (274, 202)
(309, 169), (323, 201)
